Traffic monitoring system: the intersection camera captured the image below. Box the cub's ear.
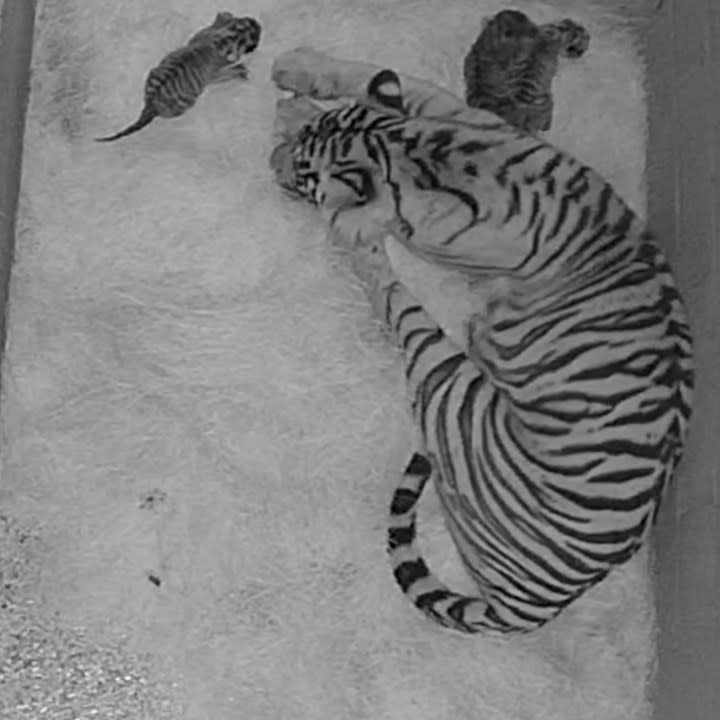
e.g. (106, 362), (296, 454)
(367, 69), (405, 113)
(213, 12), (234, 25)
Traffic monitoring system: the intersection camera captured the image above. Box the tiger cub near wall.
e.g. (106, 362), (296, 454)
(271, 64), (694, 634)
(463, 9), (590, 133)
(96, 13), (261, 142)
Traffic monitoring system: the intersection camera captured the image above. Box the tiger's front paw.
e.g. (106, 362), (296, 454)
(332, 228), (394, 302)
(271, 47), (341, 99)
(360, 239), (397, 320)
(350, 237), (394, 288)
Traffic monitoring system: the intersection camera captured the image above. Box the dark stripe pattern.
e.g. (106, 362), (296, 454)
(381, 242), (692, 633)
(281, 70), (695, 635)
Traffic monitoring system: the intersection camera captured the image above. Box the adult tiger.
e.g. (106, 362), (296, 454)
(269, 48), (694, 634)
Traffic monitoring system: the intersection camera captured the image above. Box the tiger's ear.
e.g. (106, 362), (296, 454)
(367, 69), (405, 113)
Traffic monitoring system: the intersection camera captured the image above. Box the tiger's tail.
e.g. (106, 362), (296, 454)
(387, 452), (506, 635)
(95, 103), (157, 142)
(376, 278), (498, 635)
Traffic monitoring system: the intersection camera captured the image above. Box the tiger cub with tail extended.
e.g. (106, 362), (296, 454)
(463, 9), (590, 133)
(96, 13), (261, 142)
(270, 48), (694, 634)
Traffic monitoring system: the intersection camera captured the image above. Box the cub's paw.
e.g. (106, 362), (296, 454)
(216, 61), (248, 81)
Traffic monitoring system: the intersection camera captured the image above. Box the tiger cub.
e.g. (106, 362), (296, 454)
(463, 10), (589, 133)
(96, 13), (261, 142)
(270, 48), (694, 634)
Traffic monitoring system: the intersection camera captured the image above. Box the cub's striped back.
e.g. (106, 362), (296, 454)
(272, 65), (694, 633)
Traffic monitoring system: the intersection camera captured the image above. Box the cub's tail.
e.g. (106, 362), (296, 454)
(95, 103), (157, 142)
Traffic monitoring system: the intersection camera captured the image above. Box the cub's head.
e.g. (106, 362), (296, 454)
(211, 14), (262, 56)
(269, 68), (406, 202)
(479, 9), (539, 46)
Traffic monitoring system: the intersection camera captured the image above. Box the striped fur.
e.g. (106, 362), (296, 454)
(96, 13), (261, 142)
(463, 10), (590, 133)
(272, 66), (694, 634)
(379, 234), (691, 633)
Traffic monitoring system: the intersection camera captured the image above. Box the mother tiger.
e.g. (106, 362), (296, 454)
(269, 48), (694, 635)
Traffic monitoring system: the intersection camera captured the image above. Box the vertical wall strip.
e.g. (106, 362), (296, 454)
(0, 0), (37, 366)
(647, 0), (720, 718)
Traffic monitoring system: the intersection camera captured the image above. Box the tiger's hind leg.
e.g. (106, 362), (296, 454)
(377, 277), (541, 635)
(462, 281), (537, 385)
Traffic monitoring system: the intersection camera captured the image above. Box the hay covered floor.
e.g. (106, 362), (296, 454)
(1, 1), (659, 718)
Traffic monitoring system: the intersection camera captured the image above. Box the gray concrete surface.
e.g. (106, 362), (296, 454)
(0, 0), (34, 359)
(645, 2), (720, 718)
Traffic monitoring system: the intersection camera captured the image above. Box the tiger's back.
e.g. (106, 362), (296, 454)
(272, 66), (694, 634)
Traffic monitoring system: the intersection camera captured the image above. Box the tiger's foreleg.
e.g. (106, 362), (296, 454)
(271, 47), (468, 118)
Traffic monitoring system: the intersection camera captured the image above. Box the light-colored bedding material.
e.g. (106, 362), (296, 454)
(0, 1), (658, 718)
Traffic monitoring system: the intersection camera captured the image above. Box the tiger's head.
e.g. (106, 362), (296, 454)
(269, 68), (406, 203)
